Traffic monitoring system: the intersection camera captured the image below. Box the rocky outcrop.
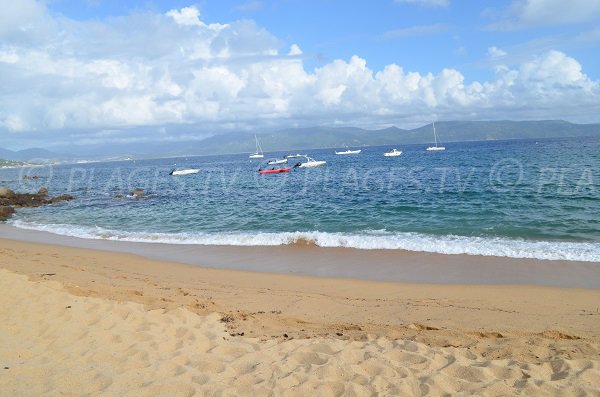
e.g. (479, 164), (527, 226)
(0, 187), (15, 198)
(0, 206), (15, 221)
(0, 186), (74, 221)
(50, 195), (74, 204)
(132, 188), (144, 198)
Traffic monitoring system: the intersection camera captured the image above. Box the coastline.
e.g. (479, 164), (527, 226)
(2, 236), (600, 340)
(1, 223), (599, 288)
(1, 237), (599, 395)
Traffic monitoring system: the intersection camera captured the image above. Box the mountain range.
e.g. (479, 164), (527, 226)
(1, 120), (599, 162)
(188, 120), (600, 157)
(0, 147), (62, 162)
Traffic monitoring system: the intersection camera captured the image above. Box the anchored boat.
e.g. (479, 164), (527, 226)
(249, 135), (265, 158)
(258, 167), (292, 174)
(335, 149), (361, 155)
(169, 168), (200, 176)
(267, 158), (288, 165)
(294, 156), (326, 168)
(384, 149), (402, 157)
(426, 122), (446, 151)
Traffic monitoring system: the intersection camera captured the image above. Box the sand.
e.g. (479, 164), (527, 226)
(1, 238), (599, 396)
(2, 223), (598, 288)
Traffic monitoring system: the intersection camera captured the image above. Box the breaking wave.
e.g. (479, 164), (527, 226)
(9, 219), (600, 262)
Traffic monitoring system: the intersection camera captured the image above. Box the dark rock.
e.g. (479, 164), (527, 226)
(0, 206), (15, 221)
(0, 189), (74, 220)
(0, 187), (15, 198)
(50, 194), (74, 204)
(114, 194), (125, 199)
(9, 193), (46, 207)
(132, 188), (144, 198)
(0, 191), (73, 209)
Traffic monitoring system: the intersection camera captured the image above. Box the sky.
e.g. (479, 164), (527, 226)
(1, 0), (600, 150)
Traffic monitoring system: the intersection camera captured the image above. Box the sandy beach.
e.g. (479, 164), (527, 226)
(1, 237), (599, 396)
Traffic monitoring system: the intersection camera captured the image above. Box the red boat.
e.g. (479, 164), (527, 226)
(258, 167), (292, 174)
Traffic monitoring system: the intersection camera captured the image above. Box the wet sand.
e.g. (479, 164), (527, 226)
(1, 237), (599, 396)
(1, 224), (599, 288)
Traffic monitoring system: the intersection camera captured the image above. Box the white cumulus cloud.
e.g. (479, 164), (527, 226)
(0, 1), (599, 143)
(487, 46), (508, 58)
(288, 44), (303, 56)
(166, 6), (228, 30)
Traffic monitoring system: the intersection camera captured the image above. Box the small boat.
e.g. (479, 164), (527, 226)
(426, 122), (446, 151)
(258, 167), (292, 174)
(169, 168), (200, 176)
(267, 158), (288, 165)
(294, 156), (326, 168)
(384, 149), (402, 157)
(249, 135), (264, 158)
(335, 149), (361, 155)
(285, 153), (305, 158)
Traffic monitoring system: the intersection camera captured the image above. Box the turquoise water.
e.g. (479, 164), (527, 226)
(2, 137), (599, 261)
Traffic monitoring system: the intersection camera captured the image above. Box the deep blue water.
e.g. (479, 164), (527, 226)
(1, 137), (599, 261)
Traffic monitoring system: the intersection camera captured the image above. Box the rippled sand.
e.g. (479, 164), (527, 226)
(1, 267), (599, 397)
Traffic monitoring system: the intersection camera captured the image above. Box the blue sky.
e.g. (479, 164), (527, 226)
(48, 0), (600, 81)
(1, 0), (600, 149)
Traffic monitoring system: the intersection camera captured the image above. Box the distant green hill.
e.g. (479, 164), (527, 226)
(175, 120), (600, 156)
(2, 120), (599, 161)
(0, 147), (61, 162)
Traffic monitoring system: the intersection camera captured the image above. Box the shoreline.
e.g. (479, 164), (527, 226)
(1, 237), (599, 395)
(1, 223), (599, 288)
(2, 237), (600, 339)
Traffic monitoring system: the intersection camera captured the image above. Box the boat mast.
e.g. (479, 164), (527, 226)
(254, 135), (263, 154)
(433, 122), (438, 147)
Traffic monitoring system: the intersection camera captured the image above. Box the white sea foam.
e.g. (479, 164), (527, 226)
(8, 219), (600, 262)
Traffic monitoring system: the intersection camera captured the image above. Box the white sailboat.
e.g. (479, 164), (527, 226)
(249, 135), (264, 158)
(426, 122), (445, 151)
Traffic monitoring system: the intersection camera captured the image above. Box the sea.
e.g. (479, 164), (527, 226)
(1, 137), (599, 262)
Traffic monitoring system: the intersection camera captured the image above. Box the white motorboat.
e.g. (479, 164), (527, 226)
(294, 156), (327, 168)
(384, 149), (402, 157)
(169, 168), (200, 176)
(267, 158), (288, 165)
(426, 122), (446, 151)
(249, 135), (264, 158)
(284, 153), (305, 158)
(335, 149), (361, 155)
